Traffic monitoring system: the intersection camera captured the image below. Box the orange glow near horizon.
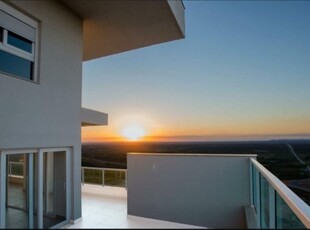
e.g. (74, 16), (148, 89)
(81, 2), (310, 143)
(81, 115), (310, 143)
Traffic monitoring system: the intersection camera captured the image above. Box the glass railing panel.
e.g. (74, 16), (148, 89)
(10, 162), (23, 176)
(81, 167), (127, 188)
(104, 170), (126, 187)
(276, 193), (306, 229)
(83, 168), (103, 185)
(260, 174), (269, 228)
(251, 159), (309, 229)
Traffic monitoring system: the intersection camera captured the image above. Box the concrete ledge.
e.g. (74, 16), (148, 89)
(81, 107), (108, 126)
(60, 0), (185, 60)
(128, 152), (257, 158)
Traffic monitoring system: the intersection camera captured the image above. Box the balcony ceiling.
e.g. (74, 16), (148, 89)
(59, 0), (185, 61)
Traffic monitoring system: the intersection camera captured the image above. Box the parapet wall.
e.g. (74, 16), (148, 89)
(127, 153), (256, 228)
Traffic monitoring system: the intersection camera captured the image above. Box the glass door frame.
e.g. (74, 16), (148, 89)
(0, 147), (71, 229)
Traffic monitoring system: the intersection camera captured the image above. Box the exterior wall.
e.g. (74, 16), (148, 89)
(127, 154), (255, 228)
(0, 0), (83, 220)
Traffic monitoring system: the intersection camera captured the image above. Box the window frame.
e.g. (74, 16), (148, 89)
(0, 29), (34, 61)
(6, 30), (34, 56)
(0, 1), (39, 82)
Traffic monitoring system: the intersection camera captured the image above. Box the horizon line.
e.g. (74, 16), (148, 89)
(82, 135), (310, 144)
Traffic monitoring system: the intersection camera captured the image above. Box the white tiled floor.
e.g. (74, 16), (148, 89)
(68, 184), (205, 229)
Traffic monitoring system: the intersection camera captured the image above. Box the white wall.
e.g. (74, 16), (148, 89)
(127, 154), (255, 228)
(0, 0), (83, 220)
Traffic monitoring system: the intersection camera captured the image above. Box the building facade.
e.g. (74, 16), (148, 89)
(0, 0), (184, 228)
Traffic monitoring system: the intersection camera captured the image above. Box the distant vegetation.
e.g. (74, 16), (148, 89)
(82, 140), (310, 179)
(82, 139), (310, 204)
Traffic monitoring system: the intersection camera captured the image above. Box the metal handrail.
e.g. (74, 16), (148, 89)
(81, 166), (127, 188)
(82, 166), (126, 172)
(251, 158), (310, 228)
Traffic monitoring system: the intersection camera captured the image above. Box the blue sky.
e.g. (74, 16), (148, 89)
(82, 1), (310, 142)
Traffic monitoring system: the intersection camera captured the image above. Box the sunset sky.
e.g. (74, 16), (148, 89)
(82, 1), (310, 142)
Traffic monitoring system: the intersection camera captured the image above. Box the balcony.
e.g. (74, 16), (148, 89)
(8, 153), (309, 228)
(76, 154), (309, 229)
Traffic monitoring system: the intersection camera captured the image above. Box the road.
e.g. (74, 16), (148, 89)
(286, 143), (310, 172)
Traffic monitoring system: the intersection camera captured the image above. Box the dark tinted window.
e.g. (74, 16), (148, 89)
(0, 50), (33, 80)
(7, 31), (32, 53)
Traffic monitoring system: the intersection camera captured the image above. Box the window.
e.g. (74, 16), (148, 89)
(0, 3), (38, 82)
(0, 50), (33, 79)
(7, 31), (33, 53)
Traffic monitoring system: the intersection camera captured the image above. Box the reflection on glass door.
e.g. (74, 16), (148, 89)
(6, 153), (35, 229)
(43, 151), (66, 228)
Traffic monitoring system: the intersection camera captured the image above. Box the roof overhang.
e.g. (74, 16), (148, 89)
(59, 0), (185, 61)
(81, 107), (108, 126)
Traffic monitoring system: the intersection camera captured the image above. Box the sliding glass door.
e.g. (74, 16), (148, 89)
(0, 148), (70, 229)
(6, 153), (36, 229)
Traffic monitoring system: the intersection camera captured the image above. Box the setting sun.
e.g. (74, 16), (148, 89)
(121, 125), (145, 141)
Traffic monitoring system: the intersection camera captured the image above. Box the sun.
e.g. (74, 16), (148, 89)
(121, 125), (145, 141)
